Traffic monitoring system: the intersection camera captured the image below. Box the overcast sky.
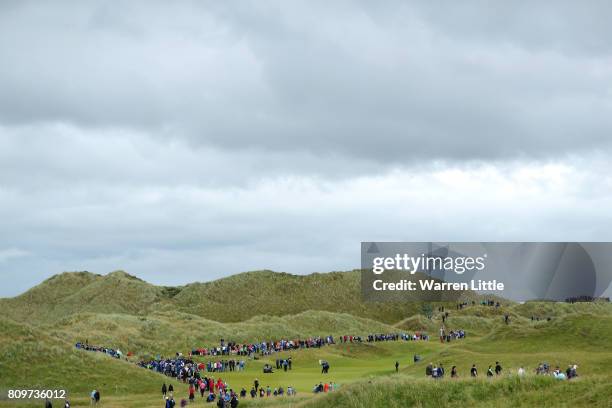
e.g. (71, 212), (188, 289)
(1, 1), (612, 297)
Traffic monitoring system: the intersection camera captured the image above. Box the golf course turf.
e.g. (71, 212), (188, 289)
(1, 271), (611, 407)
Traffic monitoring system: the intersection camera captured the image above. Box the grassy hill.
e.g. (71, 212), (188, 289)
(292, 305), (612, 408)
(0, 316), (179, 401)
(44, 310), (396, 357)
(0, 271), (173, 324)
(1, 270), (612, 407)
(290, 375), (612, 408)
(0, 270), (438, 325)
(3, 305), (612, 407)
(172, 270), (431, 323)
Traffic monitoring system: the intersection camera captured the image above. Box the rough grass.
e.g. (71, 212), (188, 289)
(1, 271), (612, 407)
(0, 270), (457, 325)
(44, 310), (396, 357)
(291, 375), (612, 408)
(0, 316), (176, 400)
(0, 271), (171, 324)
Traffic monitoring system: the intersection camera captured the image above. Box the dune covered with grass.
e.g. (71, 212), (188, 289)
(1, 270), (611, 407)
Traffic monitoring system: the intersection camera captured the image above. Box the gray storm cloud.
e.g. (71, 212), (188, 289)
(1, 1), (612, 160)
(1, 1), (612, 296)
